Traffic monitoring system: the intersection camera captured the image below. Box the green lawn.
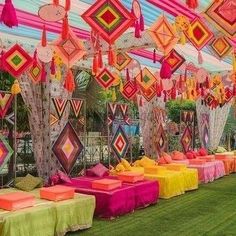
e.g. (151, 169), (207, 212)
(68, 174), (236, 236)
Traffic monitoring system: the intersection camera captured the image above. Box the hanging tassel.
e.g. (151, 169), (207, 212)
(41, 25), (47, 47)
(119, 79), (124, 92)
(0, 0), (18, 28)
(206, 76), (210, 89)
(64, 69), (75, 92)
(33, 50), (37, 68)
(134, 21), (141, 38)
(153, 49), (157, 63)
(0, 51), (4, 71)
(201, 87), (205, 97)
(65, 0), (71, 11)
(112, 88), (116, 102)
(140, 13), (144, 32)
(41, 63), (47, 83)
(50, 57), (56, 75)
(180, 31), (186, 45)
(198, 51), (203, 64)
(186, 0), (198, 9)
(160, 60), (172, 79)
(126, 69), (130, 81)
(140, 69), (143, 83)
(53, 0), (59, 5)
(92, 54), (98, 75)
(233, 51), (236, 72)
(61, 15), (69, 40)
(130, 6), (136, 27)
(11, 80), (21, 95)
(163, 91), (167, 102)
(171, 87), (176, 100)
(139, 96), (143, 107)
(98, 48), (103, 68)
(108, 45), (116, 66)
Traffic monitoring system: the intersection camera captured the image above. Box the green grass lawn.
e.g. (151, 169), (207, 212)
(68, 174), (236, 236)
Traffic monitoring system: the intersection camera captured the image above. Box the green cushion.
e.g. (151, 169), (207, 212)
(14, 177), (24, 186)
(15, 174), (42, 192)
(216, 146), (227, 153)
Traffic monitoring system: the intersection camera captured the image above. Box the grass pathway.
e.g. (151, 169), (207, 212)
(68, 174), (236, 236)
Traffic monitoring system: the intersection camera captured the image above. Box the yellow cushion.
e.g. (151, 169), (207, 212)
(140, 156), (156, 167)
(133, 160), (142, 167)
(121, 158), (132, 171)
(115, 163), (125, 172)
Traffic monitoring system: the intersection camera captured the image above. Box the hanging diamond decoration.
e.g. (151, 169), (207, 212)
(201, 113), (209, 148)
(114, 52), (132, 71)
(136, 67), (156, 91)
(122, 81), (137, 100)
(210, 36), (232, 59)
(156, 124), (167, 155)
(52, 122), (84, 174)
(181, 126), (192, 153)
(141, 85), (156, 102)
(28, 63), (42, 84)
(0, 92), (14, 119)
(0, 135), (13, 173)
(111, 125), (129, 160)
(95, 68), (116, 89)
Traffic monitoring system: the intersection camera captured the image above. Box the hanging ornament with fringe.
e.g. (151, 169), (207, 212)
(131, 0), (144, 38)
(0, 0), (18, 28)
(160, 60), (172, 79)
(186, 0), (198, 9)
(64, 69), (75, 92)
(53, 0), (59, 5)
(41, 25), (47, 47)
(50, 57), (56, 75)
(108, 45), (116, 66)
(61, 14), (69, 40)
(33, 50), (38, 68)
(41, 63), (47, 83)
(65, 0), (71, 11)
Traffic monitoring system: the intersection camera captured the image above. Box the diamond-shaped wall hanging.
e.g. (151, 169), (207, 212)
(53, 29), (86, 67)
(0, 92), (14, 119)
(70, 99), (83, 118)
(185, 18), (213, 51)
(136, 67), (156, 91)
(156, 124), (167, 155)
(148, 16), (179, 55)
(114, 52), (132, 71)
(122, 80), (138, 100)
(52, 122), (84, 174)
(181, 126), (192, 153)
(82, 0), (135, 44)
(0, 135), (13, 172)
(95, 68), (115, 89)
(141, 85), (156, 102)
(28, 63), (42, 84)
(160, 49), (186, 73)
(201, 113), (209, 148)
(111, 125), (129, 160)
(204, 0), (236, 38)
(2, 44), (33, 78)
(224, 87), (233, 102)
(210, 36), (232, 59)
(52, 98), (68, 118)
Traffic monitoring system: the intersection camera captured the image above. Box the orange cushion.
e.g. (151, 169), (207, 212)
(163, 153), (172, 164)
(40, 185), (75, 201)
(0, 192), (35, 211)
(117, 172), (144, 183)
(92, 179), (122, 191)
(171, 151), (186, 160)
(189, 159), (206, 165)
(158, 157), (167, 164)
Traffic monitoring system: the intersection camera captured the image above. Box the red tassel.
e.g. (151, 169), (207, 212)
(134, 21), (141, 38)
(0, 51), (5, 71)
(92, 54), (98, 75)
(140, 69), (143, 82)
(61, 15), (69, 40)
(53, 0), (59, 5)
(171, 87), (176, 100)
(198, 51), (203, 64)
(201, 87), (205, 97)
(160, 60), (172, 79)
(206, 76), (210, 89)
(140, 13), (144, 31)
(186, 0), (198, 9)
(156, 83), (162, 97)
(65, 0), (71, 11)
(41, 63), (47, 83)
(108, 46), (116, 66)
(153, 49), (156, 63)
(41, 25), (47, 47)
(0, 0), (18, 28)
(163, 91), (167, 102)
(64, 69), (75, 92)
(139, 96), (143, 107)
(50, 57), (56, 75)
(33, 50), (37, 68)
(130, 7), (136, 27)
(126, 69), (130, 81)
(98, 49), (103, 68)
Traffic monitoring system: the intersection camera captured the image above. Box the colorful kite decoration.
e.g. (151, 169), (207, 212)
(210, 36), (232, 59)
(52, 98), (68, 118)
(181, 126), (192, 153)
(50, 114), (59, 126)
(114, 52), (132, 71)
(81, 0), (135, 44)
(204, 0), (236, 38)
(122, 81), (138, 100)
(0, 92), (14, 119)
(53, 30), (86, 67)
(52, 122), (84, 174)
(201, 113), (210, 148)
(160, 50), (186, 73)
(111, 125), (129, 160)
(155, 124), (167, 155)
(224, 87), (233, 102)
(70, 99), (83, 118)
(95, 68), (116, 89)
(185, 18), (213, 51)
(5, 112), (15, 126)
(136, 67), (156, 90)
(28, 63), (42, 84)
(148, 16), (179, 55)
(2, 44), (33, 78)
(141, 85), (156, 102)
(0, 135), (14, 173)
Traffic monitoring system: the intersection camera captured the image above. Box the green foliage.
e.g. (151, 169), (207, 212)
(166, 99), (196, 123)
(224, 108), (236, 135)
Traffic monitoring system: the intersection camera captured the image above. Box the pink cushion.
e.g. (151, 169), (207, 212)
(86, 168), (96, 177)
(48, 174), (61, 186)
(198, 148), (208, 156)
(90, 163), (109, 177)
(171, 151), (185, 160)
(186, 151), (197, 159)
(57, 170), (72, 184)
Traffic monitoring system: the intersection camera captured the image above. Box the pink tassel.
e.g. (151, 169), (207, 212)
(92, 54), (98, 75)
(33, 50), (37, 68)
(0, 0), (18, 28)
(41, 25), (47, 47)
(153, 49), (156, 63)
(65, 0), (71, 11)
(198, 51), (203, 64)
(130, 6), (135, 27)
(61, 15), (69, 40)
(206, 76), (210, 89)
(41, 63), (47, 83)
(108, 46), (116, 66)
(98, 48), (103, 68)
(140, 13), (144, 31)
(126, 69), (130, 81)
(160, 60), (172, 79)
(135, 21), (141, 38)
(53, 0), (59, 5)
(50, 57), (56, 75)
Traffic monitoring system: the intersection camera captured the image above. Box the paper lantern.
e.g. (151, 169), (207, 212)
(53, 29), (86, 67)
(2, 44), (32, 78)
(185, 18), (213, 51)
(210, 36), (232, 59)
(111, 126), (129, 160)
(0, 92), (13, 119)
(38, 4), (66, 22)
(205, 0), (236, 38)
(95, 68), (116, 89)
(52, 122), (83, 174)
(160, 49), (186, 73)
(136, 67), (156, 90)
(148, 16), (179, 55)
(114, 52), (132, 71)
(0, 135), (13, 173)
(81, 0), (135, 44)
(122, 81), (137, 100)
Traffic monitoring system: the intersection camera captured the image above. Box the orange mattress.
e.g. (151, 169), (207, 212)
(117, 172), (144, 183)
(92, 179), (122, 191)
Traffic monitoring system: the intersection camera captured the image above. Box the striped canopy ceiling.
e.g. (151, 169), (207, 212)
(0, 0), (233, 72)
